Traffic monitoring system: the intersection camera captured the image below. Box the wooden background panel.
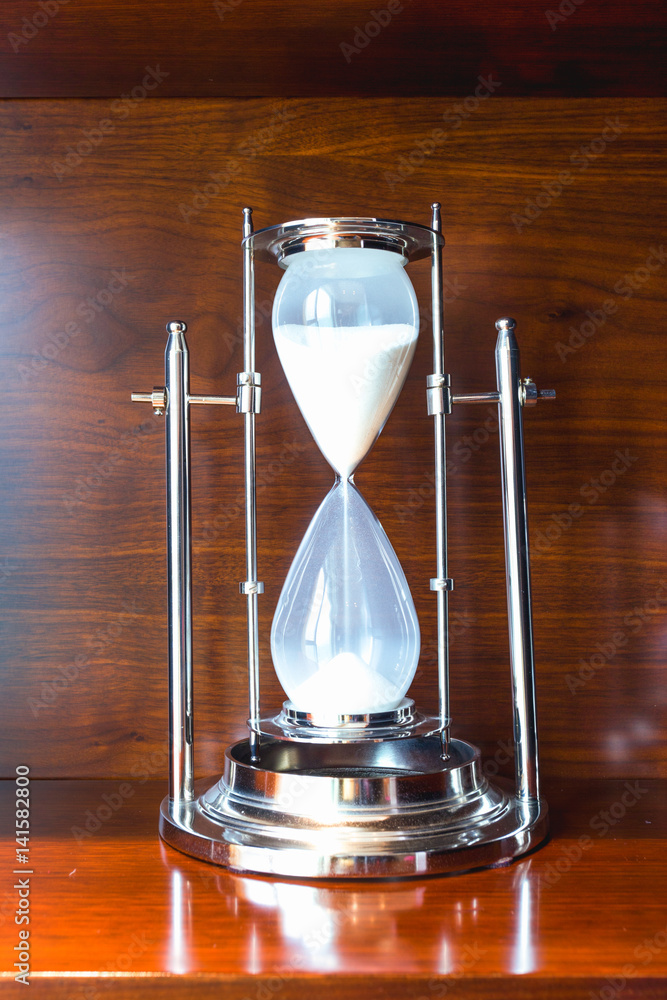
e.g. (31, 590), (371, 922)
(0, 0), (665, 98)
(0, 97), (666, 778)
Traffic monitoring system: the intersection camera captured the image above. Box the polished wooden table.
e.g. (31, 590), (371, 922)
(1, 778), (666, 998)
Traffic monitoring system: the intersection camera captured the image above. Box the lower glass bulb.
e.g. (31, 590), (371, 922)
(271, 479), (420, 724)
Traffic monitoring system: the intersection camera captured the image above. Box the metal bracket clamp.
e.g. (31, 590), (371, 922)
(237, 372), (262, 414)
(426, 373), (452, 415)
(239, 581), (264, 595)
(130, 386), (168, 415)
(131, 387), (237, 413)
(521, 378), (556, 407)
(430, 578), (454, 592)
(451, 381), (555, 409)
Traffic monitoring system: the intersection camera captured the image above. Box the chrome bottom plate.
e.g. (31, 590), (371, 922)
(159, 736), (548, 879)
(258, 698), (440, 743)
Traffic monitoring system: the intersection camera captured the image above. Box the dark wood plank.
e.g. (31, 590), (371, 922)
(0, 778), (666, 997)
(0, 0), (665, 98)
(1, 98), (666, 779)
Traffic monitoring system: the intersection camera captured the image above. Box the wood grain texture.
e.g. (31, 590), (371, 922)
(1, 97), (666, 779)
(0, 0), (665, 98)
(0, 778), (666, 997)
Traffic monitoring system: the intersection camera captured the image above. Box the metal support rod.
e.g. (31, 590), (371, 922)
(495, 318), (540, 805)
(165, 321), (195, 809)
(189, 394), (236, 406)
(242, 207), (262, 763)
(452, 391), (501, 405)
(429, 202), (451, 760)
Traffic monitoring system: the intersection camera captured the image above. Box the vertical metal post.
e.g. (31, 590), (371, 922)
(428, 203), (452, 759)
(165, 321), (195, 808)
(495, 318), (540, 805)
(241, 207), (263, 762)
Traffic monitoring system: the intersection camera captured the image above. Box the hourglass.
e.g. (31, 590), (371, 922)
(269, 237), (422, 735)
(132, 206), (555, 878)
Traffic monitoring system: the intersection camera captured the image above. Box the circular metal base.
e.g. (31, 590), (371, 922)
(159, 737), (548, 879)
(259, 698), (440, 743)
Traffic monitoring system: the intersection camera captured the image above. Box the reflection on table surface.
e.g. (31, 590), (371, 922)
(161, 843), (540, 977)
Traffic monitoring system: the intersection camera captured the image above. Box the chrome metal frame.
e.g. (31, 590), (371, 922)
(133, 205), (555, 879)
(427, 203), (452, 759)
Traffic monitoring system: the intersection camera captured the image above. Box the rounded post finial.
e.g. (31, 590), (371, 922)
(243, 207), (254, 238)
(431, 202), (442, 232)
(167, 321), (187, 334)
(495, 317), (516, 332)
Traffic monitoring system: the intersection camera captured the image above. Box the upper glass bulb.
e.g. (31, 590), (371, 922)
(272, 246), (420, 478)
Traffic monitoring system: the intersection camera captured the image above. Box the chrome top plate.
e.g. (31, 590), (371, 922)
(244, 216), (444, 265)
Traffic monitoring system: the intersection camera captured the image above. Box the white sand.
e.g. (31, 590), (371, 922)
(290, 651), (403, 723)
(273, 323), (417, 478)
